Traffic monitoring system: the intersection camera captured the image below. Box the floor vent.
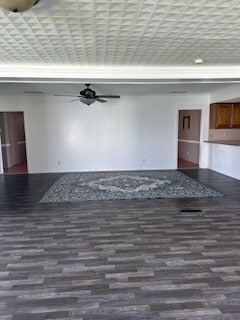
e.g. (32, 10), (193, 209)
(181, 209), (202, 213)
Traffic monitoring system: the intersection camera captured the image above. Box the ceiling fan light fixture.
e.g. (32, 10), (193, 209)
(0, 0), (39, 12)
(80, 98), (95, 106)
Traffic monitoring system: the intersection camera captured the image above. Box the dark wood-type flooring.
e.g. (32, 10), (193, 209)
(178, 158), (199, 169)
(4, 162), (28, 174)
(0, 169), (240, 319)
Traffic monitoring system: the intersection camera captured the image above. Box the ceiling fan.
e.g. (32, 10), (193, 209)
(55, 84), (120, 106)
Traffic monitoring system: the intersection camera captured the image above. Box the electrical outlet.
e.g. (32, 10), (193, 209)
(143, 158), (145, 163)
(57, 161), (61, 165)
(187, 152), (189, 157)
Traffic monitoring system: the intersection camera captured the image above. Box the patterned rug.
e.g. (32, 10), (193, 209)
(40, 170), (224, 203)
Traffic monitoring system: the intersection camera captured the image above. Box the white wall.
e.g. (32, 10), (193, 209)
(210, 84), (240, 103)
(0, 93), (209, 173)
(207, 143), (240, 180)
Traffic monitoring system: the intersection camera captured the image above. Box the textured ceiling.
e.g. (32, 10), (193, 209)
(1, 0), (240, 67)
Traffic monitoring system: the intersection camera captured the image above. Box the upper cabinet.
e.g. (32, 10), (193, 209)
(210, 103), (240, 129)
(231, 104), (240, 128)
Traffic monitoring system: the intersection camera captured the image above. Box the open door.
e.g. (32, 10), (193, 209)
(178, 110), (201, 169)
(0, 112), (28, 174)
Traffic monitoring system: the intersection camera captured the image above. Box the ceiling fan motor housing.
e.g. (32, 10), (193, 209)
(80, 88), (96, 98)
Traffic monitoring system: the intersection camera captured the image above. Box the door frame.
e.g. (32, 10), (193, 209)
(0, 111), (28, 174)
(0, 134), (3, 174)
(177, 108), (202, 169)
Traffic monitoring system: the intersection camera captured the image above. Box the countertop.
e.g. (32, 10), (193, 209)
(204, 140), (240, 146)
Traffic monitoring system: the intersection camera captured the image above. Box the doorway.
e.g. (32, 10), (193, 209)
(178, 110), (201, 169)
(0, 112), (28, 174)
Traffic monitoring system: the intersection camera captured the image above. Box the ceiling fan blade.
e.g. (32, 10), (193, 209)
(69, 98), (80, 102)
(96, 98), (107, 103)
(96, 95), (120, 99)
(55, 94), (80, 97)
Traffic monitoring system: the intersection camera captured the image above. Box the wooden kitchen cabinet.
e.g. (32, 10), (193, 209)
(210, 103), (240, 129)
(215, 104), (231, 128)
(231, 104), (240, 128)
